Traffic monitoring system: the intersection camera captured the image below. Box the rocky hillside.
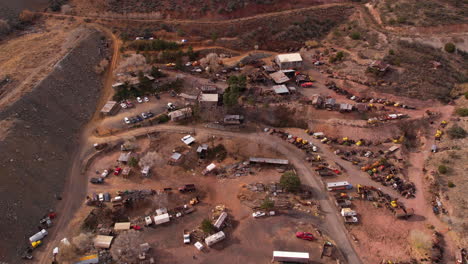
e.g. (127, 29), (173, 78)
(0, 28), (107, 261)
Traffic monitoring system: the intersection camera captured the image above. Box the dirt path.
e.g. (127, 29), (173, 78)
(37, 3), (353, 25)
(403, 105), (457, 262)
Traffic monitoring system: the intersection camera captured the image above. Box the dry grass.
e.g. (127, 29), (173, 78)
(408, 230), (432, 256)
(0, 19), (89, 110)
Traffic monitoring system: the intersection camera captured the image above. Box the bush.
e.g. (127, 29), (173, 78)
(349, 32), (361, 40)
(156, 114), (170, 123)
(280, 171), (301, 192)
(128, 157), (139, 167)
(0, 19), (11, 36)
(438, 165), (448, 174)
(260, 198), (275, 210)
(19, 10), (37, 24)
(201, 219), (215, 234)
(444, 42), (456, 53)
(455, 108), (468, 117)
(447, 125), (467, 139)
(447, 181), (455, 188)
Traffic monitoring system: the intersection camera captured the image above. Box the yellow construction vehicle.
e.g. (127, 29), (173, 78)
(441, 120), (448, 128)
(31, 240), (42, 248)
(356, 140), (363, 146)
(435, 130), (443, 140)
(343, 137), (349, 142)
(390, 201), (398, 208)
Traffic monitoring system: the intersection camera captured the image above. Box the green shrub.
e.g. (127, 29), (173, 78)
(201, 219), (215, 234)
(455, 108), (468, 117)
(349, 32), (361, 40)
(447, 125), (467, 139)
(260, 198), (275, 210)
(438, 165), (448, 174)
(280, 171), (301, 192)
(464, 91), (468, 99)
(444, 43), (456, 53)
(157, 114), (170, 123)
(447, 181), (455, 188)
(128, 157), (139, 167)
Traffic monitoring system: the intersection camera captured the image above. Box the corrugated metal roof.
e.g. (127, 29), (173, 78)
(276, 53), (303, 63)
(249, 157), (289, 165)
(273, 85), (289, 94)
(199, 93), (219, 102)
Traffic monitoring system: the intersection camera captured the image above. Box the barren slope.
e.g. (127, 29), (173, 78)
(0, 28), (107, 262)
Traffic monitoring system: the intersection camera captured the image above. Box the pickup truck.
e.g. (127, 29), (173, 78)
(178, 184), (196, 193)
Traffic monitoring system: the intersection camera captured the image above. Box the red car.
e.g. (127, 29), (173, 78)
(296, 232), (315, 241)
(131, 225), (142, 230)
(301, 82), (314, 88)
(114, 168), (122, 176)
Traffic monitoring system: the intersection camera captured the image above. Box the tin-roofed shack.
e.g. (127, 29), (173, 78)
(369, 60), (389, 72)
(168, 107), (192, 121)
(275, 53), (303, 69)
(100, 101), (120, 116)
(249, 157), (289, 165)
(224, 115), (244, 125)
(114, 222), (131, 231)
(117, 152), (132, 164)
(269, 71), (290, 84)
(273, 85), (290, 95)
(199, 93), (219, 107)
(94, 235), (113, 249)
(200, 85), (218, 94)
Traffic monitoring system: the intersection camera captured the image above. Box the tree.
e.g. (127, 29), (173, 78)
(110, 230), (144, 264)
(444, 43), (456, 53)
(128, 157), (139, 167)
(186, 46), (197, 61)
(201, 219), (215, 234)
(447, 125), (467, 139)
(280, 171), (301, 192)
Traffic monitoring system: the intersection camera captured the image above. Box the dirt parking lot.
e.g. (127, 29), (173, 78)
(80, 132), (342, 263)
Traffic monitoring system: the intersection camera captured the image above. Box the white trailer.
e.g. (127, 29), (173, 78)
(29, 229), (48, 242)
(205, 231), (225, 247)
(153, 213), (170, 225)
(272, 251), (309, 263)
(213, 212), (227, 230)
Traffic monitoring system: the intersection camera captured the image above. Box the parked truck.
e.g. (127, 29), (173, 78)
(29, 229), (48, 243)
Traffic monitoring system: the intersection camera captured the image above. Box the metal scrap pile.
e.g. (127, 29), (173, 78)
(218, 161), (251, 178)
(360, 161), (416, 198)
(325, 81), (416, 110)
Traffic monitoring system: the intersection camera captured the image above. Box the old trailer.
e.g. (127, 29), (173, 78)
(272, 251), (309, 263)
(154, 213), (170, 225)
(205, 231), (226, 247)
